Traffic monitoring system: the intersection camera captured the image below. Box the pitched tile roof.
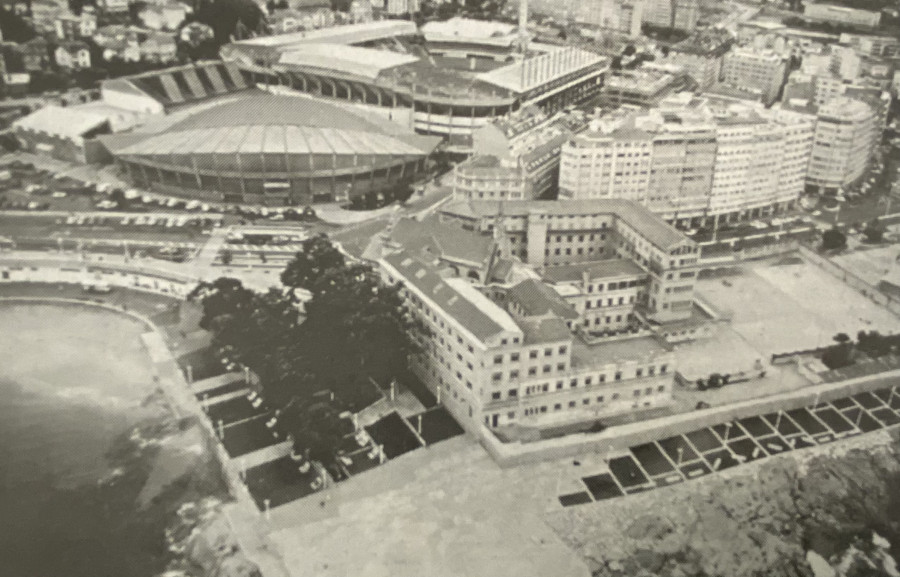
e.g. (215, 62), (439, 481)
(389, 216), (495, 266)
(507, 279), (579, 320)
(543, 259), (646, 283)
(382, 252), (513, 342)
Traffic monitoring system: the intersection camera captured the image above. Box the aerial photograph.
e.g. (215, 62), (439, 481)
(1, 0), (900, 575)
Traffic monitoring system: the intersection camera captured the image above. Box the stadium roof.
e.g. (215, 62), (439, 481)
(230, 19), (416, 48)
(278, 44), (419, 80)
(477, 46), (607, 94)
(421, 17), (519, 47)
(441, 199), (690, 251)
(103, 61), (252, 110)
(103, 92), (440, 158)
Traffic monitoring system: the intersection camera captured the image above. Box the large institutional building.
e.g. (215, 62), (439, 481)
(805, 97), (879, 191)
(558, 94), (816, 227)
(219, 19), (609, 152)
(374, 198), (698, 434)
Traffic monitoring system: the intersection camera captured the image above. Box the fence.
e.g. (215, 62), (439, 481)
(797, 244), (900, 317)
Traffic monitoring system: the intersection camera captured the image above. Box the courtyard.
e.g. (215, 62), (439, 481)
(695, 257), (900, 359)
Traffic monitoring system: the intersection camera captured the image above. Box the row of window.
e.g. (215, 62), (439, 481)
(514, 384), (668, 416)
(492, 345), (568, 365)
(490, 364), (668, 394)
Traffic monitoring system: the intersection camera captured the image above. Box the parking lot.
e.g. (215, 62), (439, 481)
(560, 383), (900, 507)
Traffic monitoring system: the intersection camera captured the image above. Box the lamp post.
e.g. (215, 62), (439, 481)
(676, 446), (684, 467)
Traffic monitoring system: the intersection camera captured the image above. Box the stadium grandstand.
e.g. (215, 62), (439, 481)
(99, 90), (440, 207)
(220, 19), (609, 151)
(100, 60), (254, 114)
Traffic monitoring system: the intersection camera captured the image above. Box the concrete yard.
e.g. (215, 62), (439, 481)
(831, 245), (900, 287)
(696, 259), (900, 359)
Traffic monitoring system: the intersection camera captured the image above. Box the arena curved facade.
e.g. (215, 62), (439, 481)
(100, 91), (441, 206)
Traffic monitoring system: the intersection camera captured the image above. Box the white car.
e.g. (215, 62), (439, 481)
(51, 191), (67, 199)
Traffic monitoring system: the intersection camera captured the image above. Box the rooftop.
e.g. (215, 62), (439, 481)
(230, 19), (416, 48)
(543, 259), (646, 284)
(13, 105), (110, 140)
(388, 216), (496, 266)
(476, 46), (607, 94)
(671, 30), (735, 57)
(421, 17), (519, 45)
(382, 252), (517, 342)
(507, 278), (580, 320)
(102, 91), (440, 157)
(278, 44), (419, 80)
(104, 61), (252, 109)
(441, 199), (690, 251)
(518, 316), (572, 344)
(571, 335), (671, 369)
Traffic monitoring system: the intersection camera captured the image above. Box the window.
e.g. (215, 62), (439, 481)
(492, 372), (502, 382)
(658, 385), (665, 392)
(583, 398), (590, 405)
(636, 368), (643, 378)
(507, 411), (515, 419)
(585, 376), (593, 386)
(556, 381), (563, 390)
(615, 371), (622, 381)
(529, 350), (538, 359)
(645, 387), (653, 394)
(501, 338), (508, 345)
(661, 364), (668, 374)
(491, 392), (501, 400)
(568, 401), (576, 408)
(570, 378), (577, 388)
(557, 363), (565, 371)
(648, 367), (656, 376)
(634, 389), (641, 397)
(511, 353), (520, 362)
(528, 367), (537, 376)
(612, 393), (619, 400)
(599, 374), (606, 383)
(544, 348), (553, 357)
(554, 403), (562, 411)
(510, 370), (519, 380)
(494, 355), (503, 364)
(542, 365), (551, 374)
(597, 395), (604, 403)
(559, 346), (567, 355)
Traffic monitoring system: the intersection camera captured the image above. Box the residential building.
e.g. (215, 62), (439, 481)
(384, 0), (419, 16)
(349, 0), (373, 22)
(804, 3), (880, 30)
(839, 33), (900, 58)
(376, 202), (695, 435)
(451, 107), (588, 201)
(643, 0), (699, 32)
(560, 95), (815, 226)
(805, 97), (879, 191)
(576, 0), (644, 38)
(138, 2), (188, 31)
(721, 46), (787, 106)
(54, 41), (92, 69)
(660, 29), (734, 89)
(55, 8), (98, 40)
(599, 65), (695, 108)
(20, 37), (49, 72)
(139, 32), (178, 62)
(96, 0), (129, 13)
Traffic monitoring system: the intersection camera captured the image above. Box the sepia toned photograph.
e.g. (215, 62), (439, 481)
(1, 0), (900, 575)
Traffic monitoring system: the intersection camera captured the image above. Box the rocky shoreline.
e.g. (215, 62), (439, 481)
(547, 428), (900, 577)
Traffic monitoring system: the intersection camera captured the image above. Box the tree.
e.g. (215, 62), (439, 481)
(822, 332), (854, 369)
(623, 44), (636, 57)
(279, 395), (350, 466)
(821, 227), (847, 251)
(863, 219), (884, 244)
(221, 249), (233, 266)
(280, 233), (346, 291)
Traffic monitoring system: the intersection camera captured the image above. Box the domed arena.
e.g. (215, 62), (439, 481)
(100, 90), (441, 206)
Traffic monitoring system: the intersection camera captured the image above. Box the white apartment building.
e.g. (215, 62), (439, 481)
(721, 47), (787, 105)
(577, 0), (644, 37)
(807, 97), (878, 191)
(560, 97), (815, 226)
(804, 3), (880, 29)
(385, 0), (419, 16)
(643, 0), (699, 31)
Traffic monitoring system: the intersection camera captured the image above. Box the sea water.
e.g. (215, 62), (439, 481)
(0, 303), (170, 577)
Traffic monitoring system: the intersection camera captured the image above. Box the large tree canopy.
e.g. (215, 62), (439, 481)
(280, 233), (346, 291)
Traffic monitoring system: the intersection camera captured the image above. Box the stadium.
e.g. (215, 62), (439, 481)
(220, 18), (610, 151)
(99, 88), (441, 206)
